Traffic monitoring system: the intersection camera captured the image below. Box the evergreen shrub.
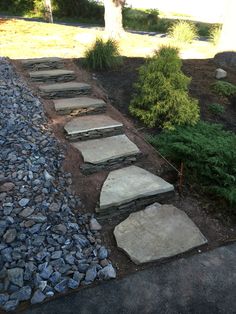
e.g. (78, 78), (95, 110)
(148, 121), (236, 208)
(129, 46), (199, 129)
(212, 81), (236, 97)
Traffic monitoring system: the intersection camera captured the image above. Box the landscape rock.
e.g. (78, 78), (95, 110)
(31, 290), (46, 304)
(19, 207), (34, 218)
(3, 299), (19, 312)
(54, 279), (68, 293)
(98, 247), (108, 260)
(215, 68), (227, 79)
(98, 264), (116, 280)
(19, 198), (30, 207)
(214, 51), (236, 68)
(89, 218), (102, 231)
(68, 278), (79, 289)
(85, 266), (97, 282)
(3, 229), (17, 244)
(10, 286), (32, 301)
(0, 294), (9, 306)
(0, 182), (15, 192)
(7, 268), (24, 287)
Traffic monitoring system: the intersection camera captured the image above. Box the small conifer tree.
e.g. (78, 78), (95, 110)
(129, 46), (199, 129)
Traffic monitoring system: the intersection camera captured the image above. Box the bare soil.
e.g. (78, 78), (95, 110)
(12, 57), (236, 282)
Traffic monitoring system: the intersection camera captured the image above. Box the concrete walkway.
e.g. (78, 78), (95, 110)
(23, 243), (236, 314)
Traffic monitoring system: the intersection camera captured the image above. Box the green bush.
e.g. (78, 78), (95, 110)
(0, 0), (104, 22)
(196, 22), (211, 37)
(129, 46), (199, 129)
(123, 7), (172, 33)
(208, 103), (225, 115)
(53, 0), (104, 22)
(148, 121), (236, 207)
(84, 38), (122, 71)
(209, 24), (222, 46)
(168, 20), (199, 44)
(212, 81), (236, 97)
(0, 0), (35, 14)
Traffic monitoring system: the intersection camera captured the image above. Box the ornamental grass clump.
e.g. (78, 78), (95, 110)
(168, 20), (198, 45)
(84, 37), (122, 71)
(129, 46), (199, 129)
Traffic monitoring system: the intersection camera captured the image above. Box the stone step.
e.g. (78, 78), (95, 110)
(96, 166), (174, 216)
(39, 82), (91, 99)
(64, 114), (123, 141)
(29, 69), (76, 83)
(22, 57), (64, 71)
(114, 203), (207, 264)
(73, 135), (142, 174)
(53, 97), (106, 116)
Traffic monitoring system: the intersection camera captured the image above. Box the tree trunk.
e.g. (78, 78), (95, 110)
(104, 0), (124, 39)
(44, 0), (53, 23)
(217, 0), (236, 52)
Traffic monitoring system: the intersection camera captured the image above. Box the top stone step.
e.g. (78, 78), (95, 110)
(29, 69), (76, 83)
(39, 82), (91, 99)
(21, 57), (64, 71)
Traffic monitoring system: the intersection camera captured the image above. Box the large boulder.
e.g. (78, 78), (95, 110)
(214, 51), (236, 68)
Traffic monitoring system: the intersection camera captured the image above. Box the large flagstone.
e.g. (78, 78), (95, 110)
(98, 166), (174, 212)
(72, 135), (140, 164)
(114, 203), (207, 264)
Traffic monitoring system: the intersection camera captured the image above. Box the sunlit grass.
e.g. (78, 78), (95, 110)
(0, 18), (216, 59)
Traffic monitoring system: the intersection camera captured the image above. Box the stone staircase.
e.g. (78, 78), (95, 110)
(21, 57), (207, 264)
(22, 57), (174, 215)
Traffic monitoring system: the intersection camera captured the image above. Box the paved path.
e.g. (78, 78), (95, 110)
(23, 243), (236, 314)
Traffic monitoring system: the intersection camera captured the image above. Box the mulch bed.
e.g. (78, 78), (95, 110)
(13, 56), (236, 280)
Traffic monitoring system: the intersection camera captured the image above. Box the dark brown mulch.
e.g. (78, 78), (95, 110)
(12, 56), (236, 281)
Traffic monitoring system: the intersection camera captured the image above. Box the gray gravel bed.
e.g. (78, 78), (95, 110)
(0, 58), (116, 312)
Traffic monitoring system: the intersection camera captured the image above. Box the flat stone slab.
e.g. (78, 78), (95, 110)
(22, 57), (64, 70)
(64, 114), (123, 141)
(53, 97), (106, 115)
(114, 203), (207, 264)
(39, 82), (91, 98)
(29, 69), (76, 82)
(72, 135), (140, 164)
(98, 166), (174, 212)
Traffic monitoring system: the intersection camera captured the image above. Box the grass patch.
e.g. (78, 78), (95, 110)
(148, 121), (236, 209)
(84, 38), (122, 70)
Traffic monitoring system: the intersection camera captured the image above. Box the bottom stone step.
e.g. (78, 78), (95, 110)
(96, 166), (174, 216)
(72, 135), (142, 174)
(114, 203), (207, 264)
